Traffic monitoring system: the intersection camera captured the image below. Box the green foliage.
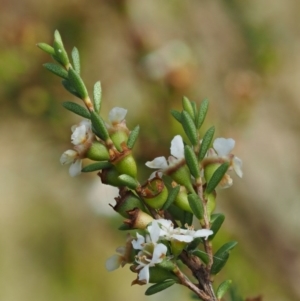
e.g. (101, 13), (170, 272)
(211, 241), (237, 275)
(162, 185), (180, 210)
(90, 111), (109, 140)
(205, 162), (230, 194)
(43, 63), (68, 79)
(93, 81), (102, 113)
(181, 110), (198, 146)
(145, 280), (176, 296)
(209, 213), (225, 240)
(184, 145), (200, 179)
(71, 47), (80, 74)
(68, 67), (88, 99)
(216, 279), (232, 299)
(81, 162), (111, 172)
(198, 125), (215, 161)
(196, 98), (209, 129)
(182, 96), (195, 121)
(170, 109), (182, 123)
(127, 125), (140, 149)
(187, 193), (204, 220)
(62, 101), (91, 119)
(118, 174), (139, 190)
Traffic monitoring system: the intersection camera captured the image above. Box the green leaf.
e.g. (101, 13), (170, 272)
(205, 162), (230, 194)
(145, 280), (176, 296)
(37, 43), (55, 55)
(170, 109), (182, 123)
(43, 63), (68, 79)
(90, 111), (109, 140)
(118, 174), (139, 190)
(182, 96), (195, 120)
(181, 110), (198, 146)
(196, 98), (209, 129)
(167, 204), (185, 224)
(62, 101), (91, 119)
(93, 81), (102, 113)
(127, 125), (140, 149)
(210, 251), (229, 275)
(216, 279), (232, 299)
(184, 145), (200, 179)
(192, 249), (209, 265)
(209, 213), (225, 240)
(211, 241), (237, 275)
(191, 101), (198, 120)
(198, 126), (215, 161)
(61, 79), (81, 98)
(81, 162), (112, 172)
(53, 30), (69, 67)
(162, 185), (180, 210)
(187, 193), (204, 220)
(184, 211), (193, 226)
(71, 47), (80, 74)
(118, 224), (131, 231)
(68, 67), (88, 99)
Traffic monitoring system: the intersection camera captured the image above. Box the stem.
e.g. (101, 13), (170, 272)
(179, 251), (218, 301)
(173, 264), (210, 301)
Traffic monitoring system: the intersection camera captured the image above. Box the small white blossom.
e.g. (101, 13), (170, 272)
(106, 234), (133, 271)
(60, 149), (82, 177)
(108, 107), (127, 125)
(149, 219), (213, 243)
(213, 138), (243, 178)
(145, 135), (185, 176)
(60, 120), (94, 177)
(131, 220), (167, 284)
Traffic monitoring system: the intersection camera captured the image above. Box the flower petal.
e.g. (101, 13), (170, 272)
(105, 254), (121, 271)
(170, 135), (184, 159)
(138, 265), (150, 283)
(151, 243), (167, 264)
(213, 138), (235, 157)
(193, 229), (213, 240)
(69, 159), (82, 177)
(132, 233), (145, 250)
(148, 220), (161, 243)
(108, 107), (127, 124)
(145, 156), (168, 169)
(71, 124), (87, 145)
(233, 156), (243, 178)
(60, 149), (78, 165)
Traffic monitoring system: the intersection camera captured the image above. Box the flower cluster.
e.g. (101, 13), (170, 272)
(38, 30), (243, 301)
(106, 219), (213, 284)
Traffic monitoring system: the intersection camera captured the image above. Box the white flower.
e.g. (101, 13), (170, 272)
(108, 107), (127, 125)
(213, 138), (243, 178)
(149, 219), (213, 243)
(106, 234), (133, 271)
(131, 220), (167, 284)
(71, 120), (92, 145)
(145, 135), (185, 176)
(60, 120), (94, 177)
(60, 149), (82, 177)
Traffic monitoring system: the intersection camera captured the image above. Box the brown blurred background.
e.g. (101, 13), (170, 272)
(1, 0), (300, 300)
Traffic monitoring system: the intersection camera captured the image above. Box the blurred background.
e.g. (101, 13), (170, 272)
(1, 0), (300, 300)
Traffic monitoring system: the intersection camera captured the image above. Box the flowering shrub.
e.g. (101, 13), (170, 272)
(38, 30), (243, 301)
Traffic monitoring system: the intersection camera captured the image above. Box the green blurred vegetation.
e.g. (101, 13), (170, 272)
(1, 0), (300, 300)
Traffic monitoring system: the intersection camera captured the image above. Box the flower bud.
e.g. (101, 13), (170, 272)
(204, 162), (220, 184)
(123, 208), (153, 229)
(86, 141), (109, 161)
(111, 145), (138, 179)
(173, 186), (193, 213)
(111, 190), (145, 218)
(168, 165), (194, 193)
(204, 190), (216, 219)
(110, 130), (129, 152)
(98, 167), (124, 187)
(138, 177), (168, 209)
